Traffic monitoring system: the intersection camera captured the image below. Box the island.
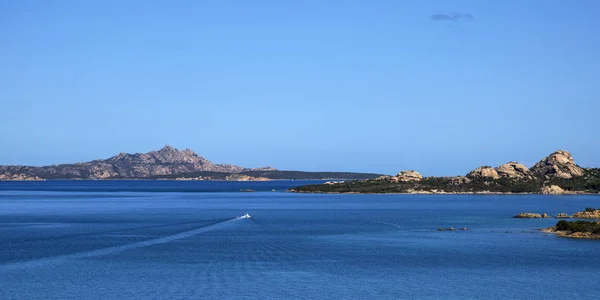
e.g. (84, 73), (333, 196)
(544, 219), (600, 239)
(290, 150), (600, 194)
(0, 145), (382, 181)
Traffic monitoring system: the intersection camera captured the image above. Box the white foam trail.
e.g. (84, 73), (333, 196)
(371, 221), (402, 229)
(1, 216), (248, 271)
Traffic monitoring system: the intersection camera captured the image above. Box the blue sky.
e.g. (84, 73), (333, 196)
(1, 0), (598, 175)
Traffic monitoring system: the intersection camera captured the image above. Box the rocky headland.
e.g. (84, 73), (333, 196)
(291, 150), (600, 194)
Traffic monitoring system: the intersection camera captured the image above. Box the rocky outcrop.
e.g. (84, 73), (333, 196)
(373, 175), (393, 181)
(495, 162), (533, 179)
(448, 176), (471, 185)
(531, 150), (584, 179)
(0, 145), (275, 180)
(572, 209), (600, 218)
(540, 185), (565, 194)
(0, 174), (44, 181)
(466, 166), (500, 179)
(104, 145), (248, 176)
(393, 170), (424, 182)
(374, 171), (424, 183)
(513, 213), (545, 218)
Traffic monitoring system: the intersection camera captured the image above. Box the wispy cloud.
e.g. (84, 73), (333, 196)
(430, 12), (474, 22)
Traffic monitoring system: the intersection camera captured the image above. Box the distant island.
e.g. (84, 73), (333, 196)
(544, 220), (600, 239)
(291, 150), (600, 194)
(536, 208), (600, 239)
(0, 145), (382, 181)
(510, 208), (600, 239)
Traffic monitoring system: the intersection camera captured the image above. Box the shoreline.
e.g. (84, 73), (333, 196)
(542, 228), (600, 240)
(0, 178), (339, 182)
(289, 190), (600, 195)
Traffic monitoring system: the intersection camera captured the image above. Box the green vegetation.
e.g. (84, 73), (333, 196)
(555, 220), (600, 234)
(293, 177), (544, 193)
(291, 169), (600, 194)
(546, 168), (600, 192)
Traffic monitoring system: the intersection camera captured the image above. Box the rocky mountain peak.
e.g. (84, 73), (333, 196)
(149, 145), (203, 164)
(467, 166), (500, 179)
(531, 150), (585, 179)
(156, 145), (182, 155)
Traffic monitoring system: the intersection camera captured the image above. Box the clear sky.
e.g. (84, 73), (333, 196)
(1, 0), (598, 175)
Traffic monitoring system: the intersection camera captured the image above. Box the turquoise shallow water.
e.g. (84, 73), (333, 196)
(1, 181), (599, 299)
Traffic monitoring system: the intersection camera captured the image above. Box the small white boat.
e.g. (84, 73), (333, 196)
(242, 213), (251, 219)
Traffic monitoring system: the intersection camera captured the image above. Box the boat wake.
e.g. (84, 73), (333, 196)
(238, 213), (251, 220)
(370, 220), (402, 229)
(0, 215), (251, 271)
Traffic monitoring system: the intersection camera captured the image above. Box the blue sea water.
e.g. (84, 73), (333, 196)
(1, 181), (599, 300)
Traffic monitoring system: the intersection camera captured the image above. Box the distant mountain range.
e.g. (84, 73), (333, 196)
(0, 145), (381, 180)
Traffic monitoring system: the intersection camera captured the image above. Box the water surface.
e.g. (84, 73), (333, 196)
(1, 181), (599, 299)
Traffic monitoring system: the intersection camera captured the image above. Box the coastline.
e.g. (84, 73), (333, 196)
(542, 228), (600, 240)
(289, 189), (600, 195)
(289, 151), (600, 195)
(0, 178), (338, 182)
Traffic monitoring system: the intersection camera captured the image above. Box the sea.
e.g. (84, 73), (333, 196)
(1, 180), (599, 300)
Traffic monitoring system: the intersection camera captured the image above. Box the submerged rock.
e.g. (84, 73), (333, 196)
(438, 227), (457, 231)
